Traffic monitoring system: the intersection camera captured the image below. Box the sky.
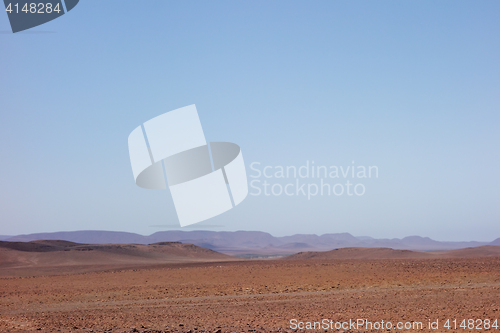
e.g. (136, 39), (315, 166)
(0, 1), (499, 241)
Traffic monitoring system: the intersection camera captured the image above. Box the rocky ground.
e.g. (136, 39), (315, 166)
(1, 257), (499, 332)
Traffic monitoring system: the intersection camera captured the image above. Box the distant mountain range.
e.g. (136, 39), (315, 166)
(4, 230), (499, 256)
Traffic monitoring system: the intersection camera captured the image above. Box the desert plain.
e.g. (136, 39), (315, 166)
(1, 241), (499, 333)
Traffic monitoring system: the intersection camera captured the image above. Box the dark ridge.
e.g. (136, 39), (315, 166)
(0, 240), (81, 252)
(149, 242), (182, 245)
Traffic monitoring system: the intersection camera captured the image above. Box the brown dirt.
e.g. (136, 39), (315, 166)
(1, 253), (499, 333)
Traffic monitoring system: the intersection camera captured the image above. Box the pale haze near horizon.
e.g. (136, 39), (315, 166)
(0, 1), (499, 241)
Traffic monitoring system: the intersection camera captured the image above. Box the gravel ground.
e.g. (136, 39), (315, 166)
(1, 257), (499, 332)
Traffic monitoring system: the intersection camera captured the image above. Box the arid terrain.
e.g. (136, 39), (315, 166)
(0, 241), (235, 276)
(1, 242), (499, 333)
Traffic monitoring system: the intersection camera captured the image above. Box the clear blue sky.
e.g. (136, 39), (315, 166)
(1, 1), (499, 241)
